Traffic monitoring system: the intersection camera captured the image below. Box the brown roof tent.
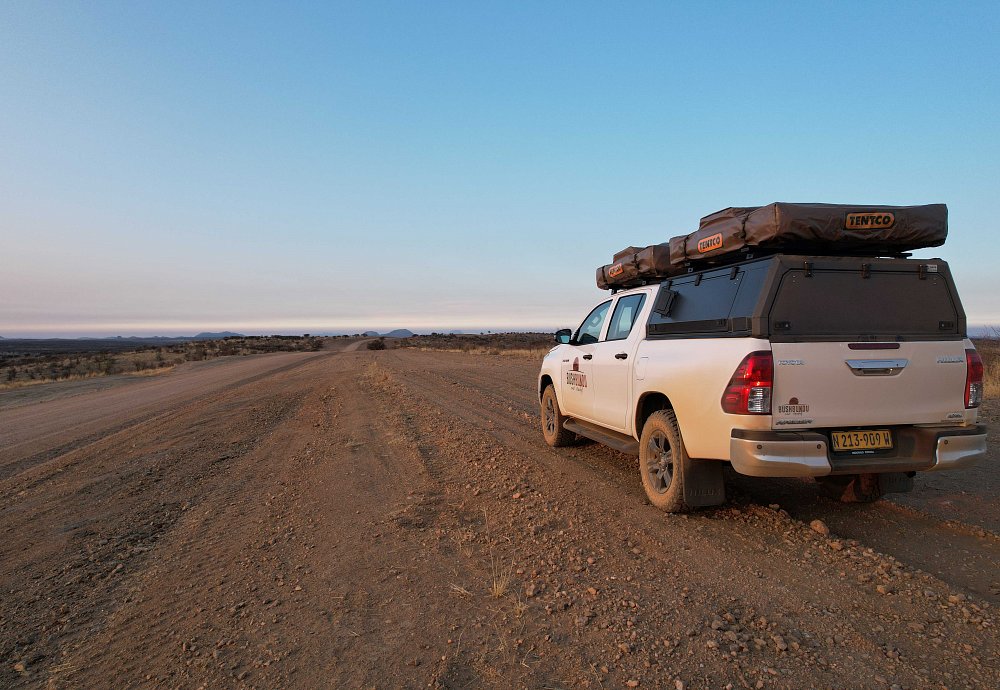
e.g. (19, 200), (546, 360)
(597, 202), (948, 290)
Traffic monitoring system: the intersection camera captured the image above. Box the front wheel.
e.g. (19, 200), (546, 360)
(638, 410), (690, 513)
(540, 385), (574, 447)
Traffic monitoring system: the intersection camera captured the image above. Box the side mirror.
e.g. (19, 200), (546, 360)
(555, 328), (572, 345)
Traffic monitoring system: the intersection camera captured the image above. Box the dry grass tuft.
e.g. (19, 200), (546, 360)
(483, 510), (514, 598)
(489, 552), (514, 599)
(512, 596), (528, 618)
(360, 361), (395, 393)
(449, 583), (472, 598)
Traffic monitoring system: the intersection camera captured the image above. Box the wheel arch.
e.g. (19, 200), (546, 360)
(634, 391), (673, 437)
(539, 374), (554, 401)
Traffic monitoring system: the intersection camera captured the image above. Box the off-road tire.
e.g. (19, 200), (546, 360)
(638, 410), (690, 513)
(816, 473), (883, 503)
(540, 385), (574, 447)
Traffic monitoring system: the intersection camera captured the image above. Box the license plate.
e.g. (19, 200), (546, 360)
(831, 429), (893, 453)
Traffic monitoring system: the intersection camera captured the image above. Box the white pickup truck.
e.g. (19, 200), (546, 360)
(538, 254), (987, 512)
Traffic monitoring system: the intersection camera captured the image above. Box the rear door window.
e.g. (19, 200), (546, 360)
(646, 270), (743, 335)
(606, 294), (646, 341)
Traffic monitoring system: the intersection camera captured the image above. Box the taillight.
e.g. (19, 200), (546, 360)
(722, 351), (773, 415)
(966, 349), (984, 409)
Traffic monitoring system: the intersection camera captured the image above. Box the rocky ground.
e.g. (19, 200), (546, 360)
(0, 343), (996, 689)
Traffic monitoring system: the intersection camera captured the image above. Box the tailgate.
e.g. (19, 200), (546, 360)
(771, 341), (969, 429)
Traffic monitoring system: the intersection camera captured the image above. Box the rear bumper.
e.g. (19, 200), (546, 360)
(730, 425), (987, 478)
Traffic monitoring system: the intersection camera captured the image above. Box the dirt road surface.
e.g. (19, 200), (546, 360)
(1, 346), (997, 689)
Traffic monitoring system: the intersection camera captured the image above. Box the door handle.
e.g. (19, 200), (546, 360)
(845, 359), (908, 376)
(615, 353), (628, 360)
(582, 354), (593, 360)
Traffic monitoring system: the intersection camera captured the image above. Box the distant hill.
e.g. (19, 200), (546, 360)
(192, 331), (244, 340)
(384, 329), (415, 338)
(363, 331), (380, 337)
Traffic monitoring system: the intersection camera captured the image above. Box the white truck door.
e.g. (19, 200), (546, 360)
(559, 299), (611, 420)
(590, 292), (649, 433)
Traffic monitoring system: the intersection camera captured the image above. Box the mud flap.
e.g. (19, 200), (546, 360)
(683, 458), (726, 507)
(878, 472), (914, 495)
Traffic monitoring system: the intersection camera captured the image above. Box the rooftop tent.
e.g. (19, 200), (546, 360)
(597, 203), (948, 290)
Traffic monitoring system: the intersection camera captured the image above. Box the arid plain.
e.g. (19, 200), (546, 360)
(1, 337), (997, 689)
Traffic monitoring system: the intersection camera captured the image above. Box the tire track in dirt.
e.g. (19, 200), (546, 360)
(0, 352), (333, 481)
(0, 387), (309, 688)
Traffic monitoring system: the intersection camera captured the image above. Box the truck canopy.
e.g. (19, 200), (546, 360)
(645, 255), (965, 342)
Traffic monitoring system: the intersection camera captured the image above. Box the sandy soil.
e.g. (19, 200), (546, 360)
(0, 346), (996, 689)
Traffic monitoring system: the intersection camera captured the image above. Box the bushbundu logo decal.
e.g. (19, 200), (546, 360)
(777, 397), (810, 415)
(566, 357), (588, 388)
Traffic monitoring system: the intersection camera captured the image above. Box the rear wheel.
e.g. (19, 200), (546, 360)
(638, 410), (689, 513)
(540, 385), (574, 447)
(816, 473), (883, 503)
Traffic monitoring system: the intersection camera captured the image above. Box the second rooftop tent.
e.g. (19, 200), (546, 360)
(596, 202), (948, 290)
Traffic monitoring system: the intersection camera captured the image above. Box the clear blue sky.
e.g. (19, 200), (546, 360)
(2, 1), (998, 337)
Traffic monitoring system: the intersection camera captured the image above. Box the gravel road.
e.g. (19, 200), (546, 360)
(1, 346), (996, 689)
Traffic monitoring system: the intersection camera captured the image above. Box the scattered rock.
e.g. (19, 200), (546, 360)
(809, 519), (830, 536)
(14, 662), (26, 673)
(626, 681), (640, 688)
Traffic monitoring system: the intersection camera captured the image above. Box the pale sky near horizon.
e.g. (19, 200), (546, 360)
(2, 1), (998, 337)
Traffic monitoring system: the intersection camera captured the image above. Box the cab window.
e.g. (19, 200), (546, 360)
(575, 301), (611, 344)
(607, 294), (646, 341)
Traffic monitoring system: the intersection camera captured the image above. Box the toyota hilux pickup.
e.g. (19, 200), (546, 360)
(538, 251), (987, 512)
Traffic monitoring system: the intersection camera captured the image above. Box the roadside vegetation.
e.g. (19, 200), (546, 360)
(396, 332), (552, 357)
(973, 336), (1000, 398)
(1, 335), (325, 389)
